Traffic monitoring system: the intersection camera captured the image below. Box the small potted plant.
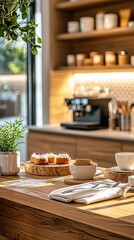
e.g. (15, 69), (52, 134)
(0, 117), (25, 175)
(0, 0), (42, 55)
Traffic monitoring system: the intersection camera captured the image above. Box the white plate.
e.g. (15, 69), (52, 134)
(109, 166), (134, 173)
(95, 169), (103, 176)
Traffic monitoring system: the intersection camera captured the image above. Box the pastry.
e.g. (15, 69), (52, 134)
(31, 152), (49, 165)
(74, 159), (93, 166)
(46, 152), (57, 163)
(30, 152), (38, 163)
(56, 152), (70, 164)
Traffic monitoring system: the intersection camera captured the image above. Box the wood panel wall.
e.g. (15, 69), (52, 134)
(49, 71), (74, 123)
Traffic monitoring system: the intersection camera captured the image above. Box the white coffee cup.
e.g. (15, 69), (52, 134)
(104, 14), (118, 29)
(70, 163), (97, 180)
(67, 21), (79, 33)
(115, 152), (134, 171)
(80, 17), (94, 32)
(128, 175), (134, 186)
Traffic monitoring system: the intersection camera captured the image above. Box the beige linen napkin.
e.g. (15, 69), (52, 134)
(48, 179), (130, 205)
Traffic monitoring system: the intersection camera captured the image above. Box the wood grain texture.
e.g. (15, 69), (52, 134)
(27, 131), (76, 160)
(76, 137), (121, 168)
(50, 0), (134, 70)
(0, 169), (134, 240)
(104, 167), (134, 183)
(56, 0), (126, 10)
(24, 162), (71, 176)
(50, 71), (73, 123)
(27, 130), (134, 168)
(56, 27), (134, 41)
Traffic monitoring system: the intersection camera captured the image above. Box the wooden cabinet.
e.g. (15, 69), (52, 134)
(27, 131), (76, 160)
(76, 137), (121, 167)
(50, 0), (134, 71)
(122, 142), (134, 152)
(27, 130), (134, 167)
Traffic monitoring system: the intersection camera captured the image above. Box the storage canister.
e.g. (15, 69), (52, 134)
(105, 51), (116, 66)
(104, 13), (118, 29)
(76, 53), (86, 66)
(67, 21), (79, 33)
(96, 12), (105, 30)
(130, 56), (134, 66)
(92, 54), (104, 65)
(66, 54), (75, 66)
(118, 51), (129, 66)
(90, 51), (99, 59)
(83, 58), (92, 66)
(80, 17), (94, 32)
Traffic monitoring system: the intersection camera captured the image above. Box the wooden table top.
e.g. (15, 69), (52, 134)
(0, 166), (134, 240)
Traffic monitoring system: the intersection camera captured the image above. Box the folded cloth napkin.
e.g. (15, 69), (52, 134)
(48, 179), (130, 205)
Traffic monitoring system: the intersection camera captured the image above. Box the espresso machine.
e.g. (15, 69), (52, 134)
(61, 97), (110, 130)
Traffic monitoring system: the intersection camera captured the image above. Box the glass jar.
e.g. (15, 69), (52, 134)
(92, 54), (104, 65)
(118, 51), (129, 66)
(105, 51), (116, 66)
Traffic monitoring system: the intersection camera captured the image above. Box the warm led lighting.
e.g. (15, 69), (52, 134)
(73, 72), (134, 82)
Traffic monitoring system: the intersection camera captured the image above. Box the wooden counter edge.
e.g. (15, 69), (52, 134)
(0, 186), (133, 240)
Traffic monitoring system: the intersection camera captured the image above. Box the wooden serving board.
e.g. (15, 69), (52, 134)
(104, 166), (134, 183)
(24, 162), (71, 176)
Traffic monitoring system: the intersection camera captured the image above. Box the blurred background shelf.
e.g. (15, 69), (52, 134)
(56, 0), (123, 11)
(56, 27), (134, 41)
(56, 65), (134, 72)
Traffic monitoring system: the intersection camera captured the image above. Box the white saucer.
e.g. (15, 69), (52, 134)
(95, 169), (103, 176)
(109, 166), (134, 173)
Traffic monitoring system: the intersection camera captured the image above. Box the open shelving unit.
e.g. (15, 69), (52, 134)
(50, 0), (134, 71)
(56, 27), (134, 41)
(49, 0), (134, 123)
(56, 0), (123, 11)
(57, 65), (134, 72)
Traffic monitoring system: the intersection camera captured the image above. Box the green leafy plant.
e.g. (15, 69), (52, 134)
(0, 117), (25, 152)
(0, 0), (42, 55)
(0, 40), (26, 74)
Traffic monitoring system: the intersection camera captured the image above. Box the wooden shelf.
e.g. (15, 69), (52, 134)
(56, 65), (134, 72)
(56, 27), (134, 41)
(56, 0), (121, 11)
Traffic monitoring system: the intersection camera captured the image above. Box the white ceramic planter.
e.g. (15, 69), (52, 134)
(0, 151), (20, 175)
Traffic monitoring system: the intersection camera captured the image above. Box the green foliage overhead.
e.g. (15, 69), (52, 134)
(0, 0), (42, 55)
(0, 117), (25, 152)
(0, 40), (26, 74)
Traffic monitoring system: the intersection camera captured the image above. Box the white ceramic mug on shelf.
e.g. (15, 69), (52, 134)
(66, 54), (75, 66)
(96, 12), (105, 30)
(67, 21), (79, 33)
(80, 17), (94, 32)
(76, 53), (86, 66)
(104, 13), (118, 29)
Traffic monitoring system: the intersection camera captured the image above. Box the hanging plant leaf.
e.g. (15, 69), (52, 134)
(0, 0), (42, 55)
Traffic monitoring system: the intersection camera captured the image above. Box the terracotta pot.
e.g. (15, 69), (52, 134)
(0, 151), (20, 175)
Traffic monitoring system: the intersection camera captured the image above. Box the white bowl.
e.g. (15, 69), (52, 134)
(115, 152), (134, 171)
(70, 163), (97, 180)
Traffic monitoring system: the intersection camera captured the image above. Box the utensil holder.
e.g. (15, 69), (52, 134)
(119, 114), (131, 131)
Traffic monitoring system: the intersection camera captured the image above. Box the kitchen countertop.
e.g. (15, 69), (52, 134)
(28, 124), (134, 141)
(0, 167), (134, 240)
